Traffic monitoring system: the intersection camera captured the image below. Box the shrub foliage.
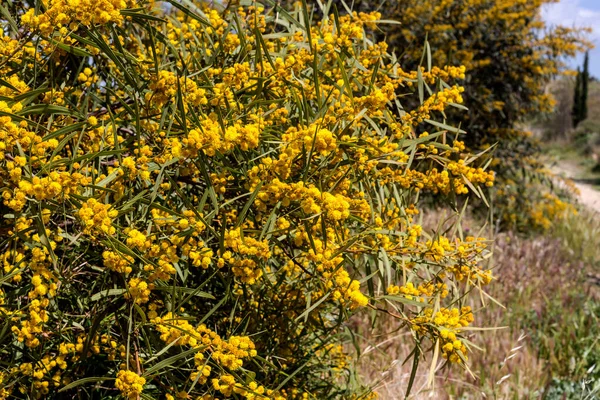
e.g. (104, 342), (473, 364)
(0, 1), (494, 398)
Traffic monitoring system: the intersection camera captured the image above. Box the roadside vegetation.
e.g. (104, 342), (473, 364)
(0, 1), (598, 399)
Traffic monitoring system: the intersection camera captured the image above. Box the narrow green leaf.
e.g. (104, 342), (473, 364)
(58, 377), (111, 392)
(91, 289), (127, 302)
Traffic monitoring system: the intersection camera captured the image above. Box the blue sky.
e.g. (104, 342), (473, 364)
(542, 0), (600, 77)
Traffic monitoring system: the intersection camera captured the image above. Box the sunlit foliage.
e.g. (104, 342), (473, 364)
(0, 1), (494, 398)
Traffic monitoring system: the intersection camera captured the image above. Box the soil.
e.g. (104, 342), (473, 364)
(550, 161), (600, 214)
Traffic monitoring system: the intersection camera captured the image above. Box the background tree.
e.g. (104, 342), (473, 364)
(318, 0), (591, 229)
(574, 51), (590, 128)
(582, 50), (590, 123)
(573, 66), (583, 128)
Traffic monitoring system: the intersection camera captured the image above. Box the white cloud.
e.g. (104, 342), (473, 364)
(541, 0), (600, 77)
(542, 0), (600, 41)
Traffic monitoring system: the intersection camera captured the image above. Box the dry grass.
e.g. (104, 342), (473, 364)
(353, 208), (600, 399)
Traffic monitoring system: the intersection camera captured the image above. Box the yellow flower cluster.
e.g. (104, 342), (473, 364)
(412, 306), (475, 363)
(253, 178), (357, 222)
(167, 117), (261, 158)
(396, 65), (467, 86)
(294, 237), (369, 309)
(77, 68), (98, 88)
(402, 86), (465, 126)
(146, 70), (208, 109)
(332, 271), (369, 308)
(224, 228), (271, 284)
(425, 236), (491, 283)
(387, 281), (449, 301)
(530, 193), (577, 230)
(152, 312), (197, 345)
(21, 0), (130, 34)
(77, 198), (117, 236)
(213, 335), (258, 370)
(6, 171), (85, 211)
(103, 250), (133, 274)
(0, 372), (10, 400)
(212, 374), (236, 397)
(152, 312), (268, 394)
(447, 160), (495, 190)
(115, 370), (146, 400)
(11, 298), (49, 348)
(311, 128), (337, 155)
(126, 229), (149, 250)
(9, 334), (124, 397)
(433, 306), (474, 328)
(0, 35), (32, 71)
(126, 277), (152, 304)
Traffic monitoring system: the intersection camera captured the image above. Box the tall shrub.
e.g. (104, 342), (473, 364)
(573, 67), (583, 128)
(582, 51), (590, 124)
(573, 52), (590, 128)
(0, 1), (494, 398)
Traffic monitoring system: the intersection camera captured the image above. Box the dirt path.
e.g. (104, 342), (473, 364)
(550, 161), (600, 214)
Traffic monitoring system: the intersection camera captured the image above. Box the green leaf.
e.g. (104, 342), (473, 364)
(58, 377), (111, 392)
(424, 119), (465, 134)
(91, 289), (127, 302)
(121, 8), (166, 22)
(144, 347), (202, 376)
(18, 104), (77, 117)
(235, 182), (263, 228)
(296, 292), (330, 322)
(48, 38), (93, 57)
(417, 67), (424, 104)
(0, 4), (18, 32)
(164, 0), (212, 28)
(405, 345), (420, 400)
(153, 286), (215, 299)
(42, 121), (87, 142)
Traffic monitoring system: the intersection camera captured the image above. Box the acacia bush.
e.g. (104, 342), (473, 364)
(0, 1), (494, 398)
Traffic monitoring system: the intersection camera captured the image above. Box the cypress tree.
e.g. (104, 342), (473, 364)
(573, 52), (590, 128)
(573, 66), (582, 127)
(581, 50), (589, 123)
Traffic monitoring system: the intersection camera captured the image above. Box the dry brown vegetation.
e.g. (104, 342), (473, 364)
(353, 208), (600, 399)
